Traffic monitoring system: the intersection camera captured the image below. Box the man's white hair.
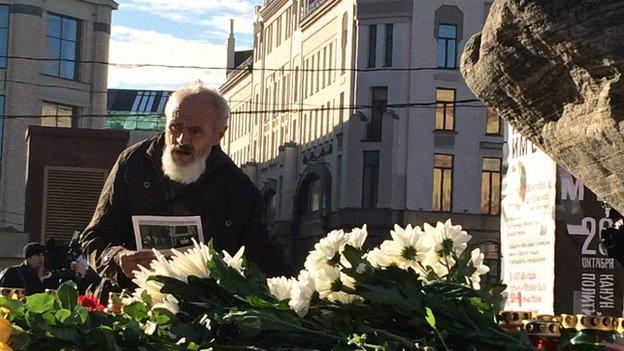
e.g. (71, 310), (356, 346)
(164, 81), (230, 126)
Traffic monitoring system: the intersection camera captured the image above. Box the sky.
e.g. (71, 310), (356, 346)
(108, 0), (262, 90)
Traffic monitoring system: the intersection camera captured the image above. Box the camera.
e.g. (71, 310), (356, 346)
(43, 232), (83, 290)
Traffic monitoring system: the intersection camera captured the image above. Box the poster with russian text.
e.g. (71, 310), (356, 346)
(554, 169), (624, 315)
(501, 128), (557, 314)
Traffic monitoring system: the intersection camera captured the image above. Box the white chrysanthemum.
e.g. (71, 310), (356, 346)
(222, 246), (245, 275)
(304, 230), (348, 272)
(346, 225), (368, 249)
(289, 270), (315, 317)
(326, 291), (361, 304)
(421, 219), (472, 256)
(469, 248), (490, 290)
(131, 249), (185, 305)
(364, 247), (396, 268)
(314, 266), (356, 300)
(267, 276), (296, 301)
(132, 265), (167, 304)
(419, 249), (453, 279)
(153, 294), (179, 315)
(142, 320), (157, 335)
(168, 239), (212, 282)
(378, 224), (426, 272)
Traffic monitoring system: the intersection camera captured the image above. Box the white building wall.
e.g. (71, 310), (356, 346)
(222, 0), (503, 246)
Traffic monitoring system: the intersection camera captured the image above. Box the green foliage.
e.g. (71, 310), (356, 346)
(2, 238), (533, 351)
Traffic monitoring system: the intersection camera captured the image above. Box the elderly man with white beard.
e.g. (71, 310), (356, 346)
(80, 82), (284, 296)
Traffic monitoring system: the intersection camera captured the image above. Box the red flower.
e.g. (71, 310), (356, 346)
(77, 294), (105, 312)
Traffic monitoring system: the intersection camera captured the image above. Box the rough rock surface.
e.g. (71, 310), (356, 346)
(461, 0), (624, 212)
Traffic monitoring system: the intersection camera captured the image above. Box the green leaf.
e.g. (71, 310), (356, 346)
(6, 326), (31, 350)
(123, 301), (148, 321)
(151, 308), (173, 325)
(55, 308), (71, 323)
(341, 245), (366, 270)
(73, 305), (88, 324)
(42, 310), (57, 325)
(141, 289), (153, 306)
(26, 293), (55, 313)
(246, 295), (287, 310)
(425, 307), (436, 328)
(0, 296), (25, 318)
(57, 280), (78, 310)
(50, 326), (80, 342)
(468, 297), (490, 313)
(91, 325), (118, 350)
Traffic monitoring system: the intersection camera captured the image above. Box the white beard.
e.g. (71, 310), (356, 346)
(161, 145), (210, 184)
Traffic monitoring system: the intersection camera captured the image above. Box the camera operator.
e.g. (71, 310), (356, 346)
(0, 242), (45, 295)
(42, 235), (102, 294)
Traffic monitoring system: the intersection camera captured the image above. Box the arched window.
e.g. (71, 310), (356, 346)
(294, 164), (332, 218)
(299, 175), (323, 214)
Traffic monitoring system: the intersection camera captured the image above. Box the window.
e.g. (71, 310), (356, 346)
(435, 88), (455, 130)
(339, 92), (345, 123)
(437, 24), (457, 68)
(362, 151), (379, 208)
(322, 47), (326, 89)
(432, 154), (453, 211)
(276, 16), (282, 47)
(303, 60), (308, 98)
(315, 52), (320, 93)
(384, 23), (393, 67)
(0, 6), (9, 69)
(43, 13), (79, 79)
(481, 158), (501, 215)
(368, 25), (377, 68)
(328, 43), (333, 84)
(42, 102), (74, 127)
(266, 24), (272, 54)
(485, 107), (501, 135)
(294, 67), (299, 102)
(368, 87), (387, 141)
(300, 176), (323, 214)
(341, 13), (348, 74)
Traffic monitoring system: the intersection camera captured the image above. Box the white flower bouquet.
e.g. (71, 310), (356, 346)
(124, 219), (532, 351)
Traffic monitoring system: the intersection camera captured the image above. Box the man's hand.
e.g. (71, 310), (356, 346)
(119, 250), (156, 278)
(71, 260), (87, 277)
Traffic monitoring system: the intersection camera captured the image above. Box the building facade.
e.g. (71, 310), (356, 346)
(220, 0), (502, 274)
(0, 0), (117, 232)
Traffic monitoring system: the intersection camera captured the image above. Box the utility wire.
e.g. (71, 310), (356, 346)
(0, 100), (485, 120)
(5, 77), (332, 109)
(2, 55), (462, 73)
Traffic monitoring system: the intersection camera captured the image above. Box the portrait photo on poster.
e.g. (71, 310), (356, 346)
(132, 215), (204, 252)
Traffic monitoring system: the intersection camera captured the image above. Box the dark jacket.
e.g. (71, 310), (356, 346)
(80, 134), (282, 290)
(0, 262), (44, 295)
